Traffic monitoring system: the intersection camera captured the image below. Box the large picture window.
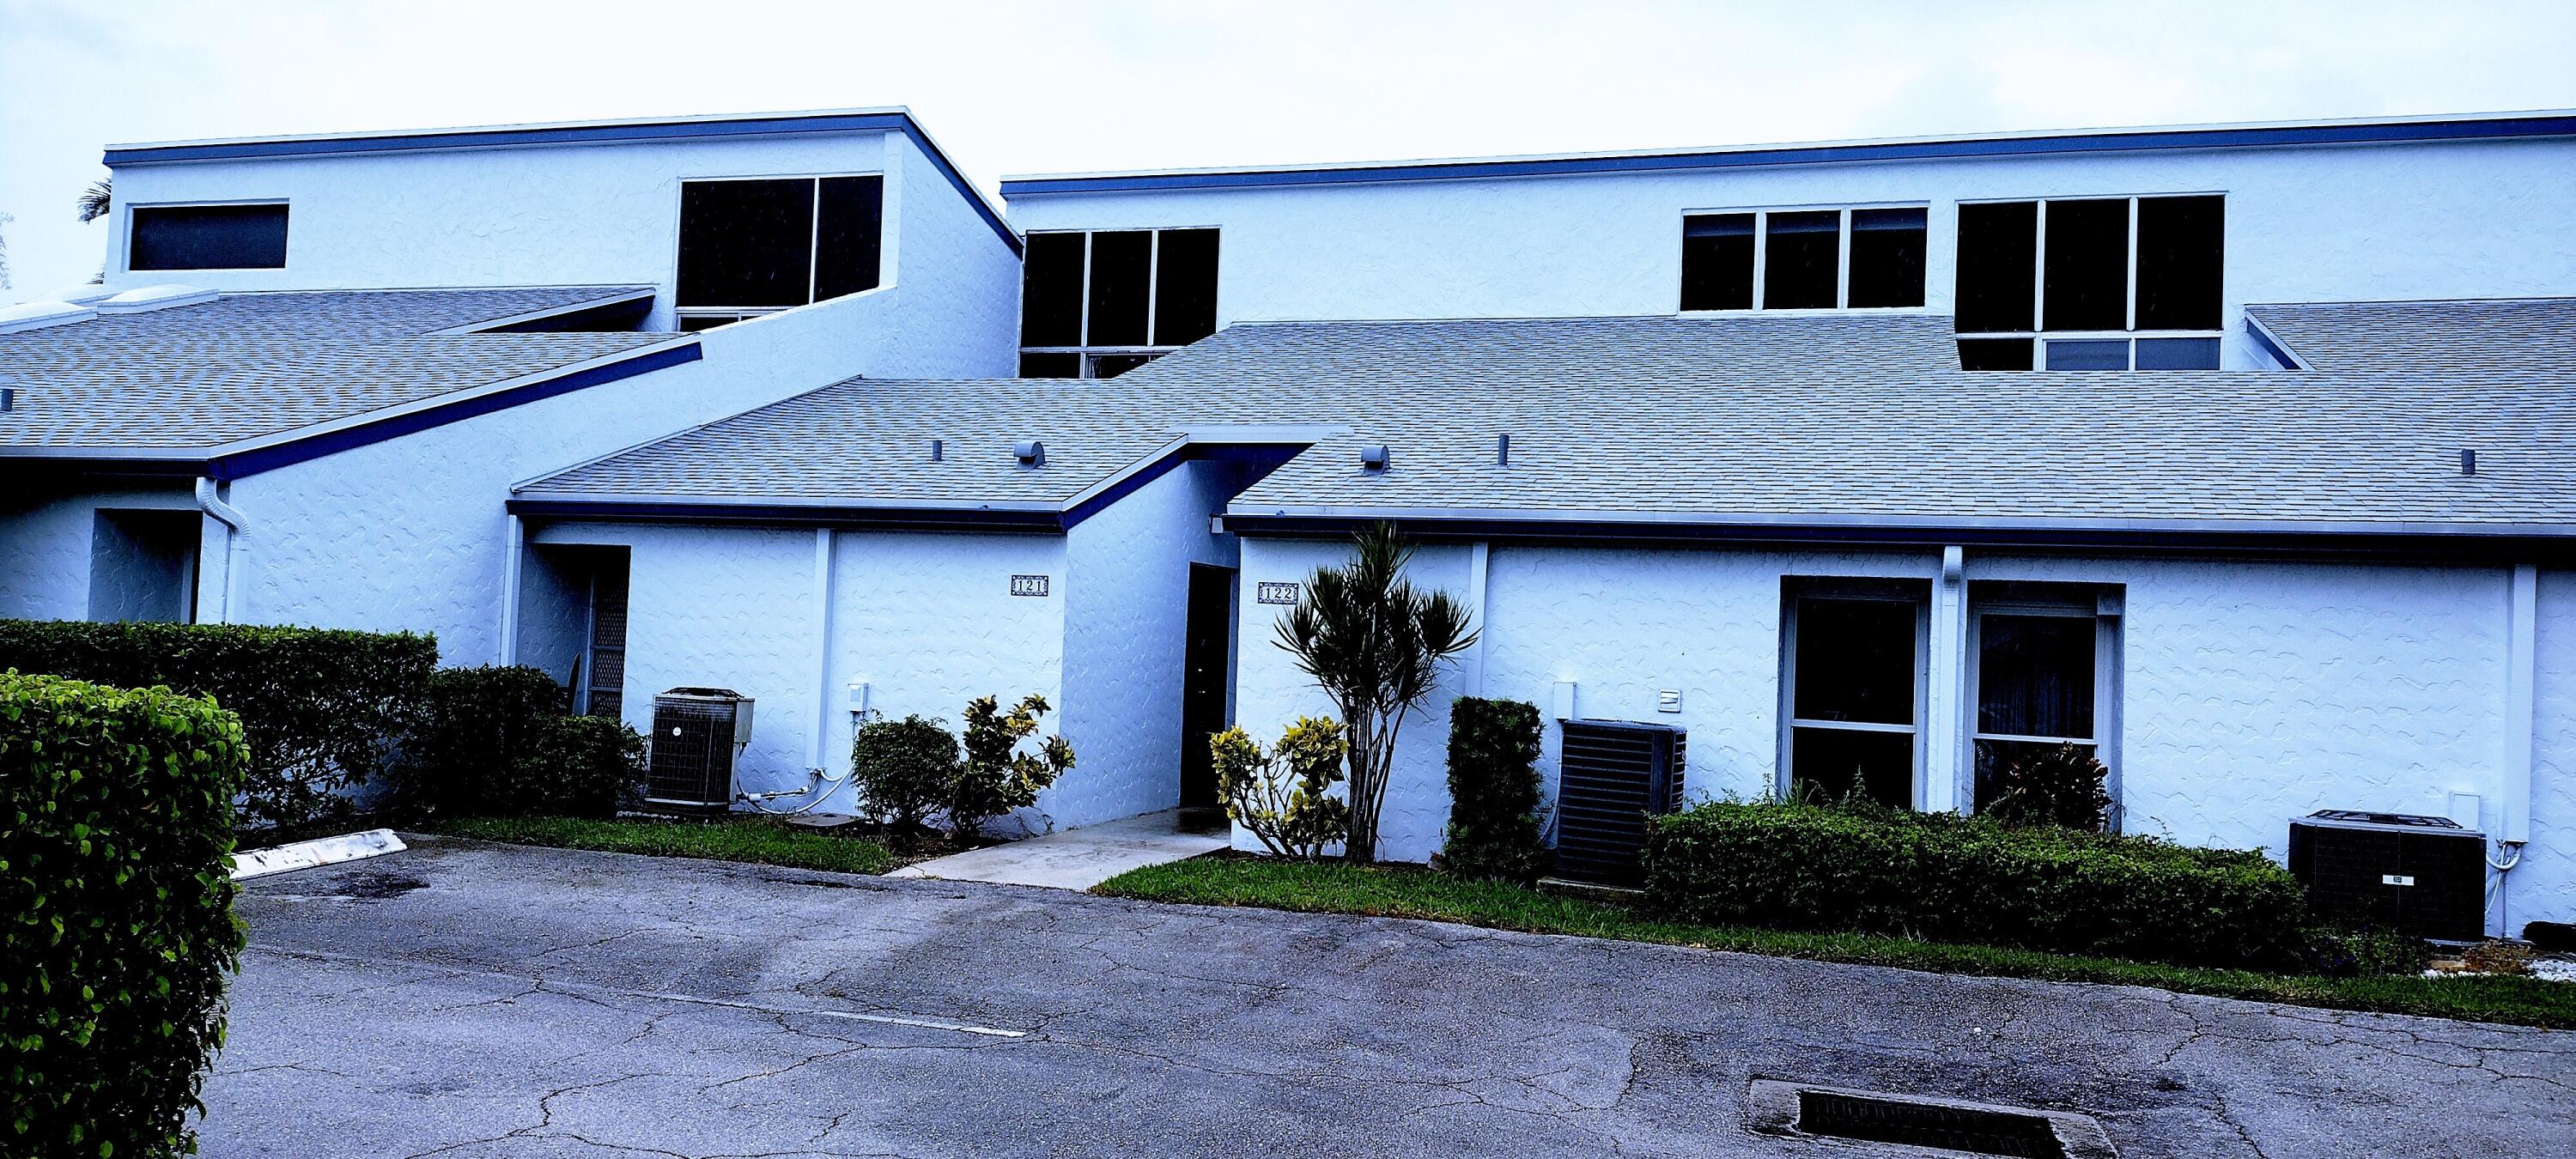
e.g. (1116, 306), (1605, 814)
(1681, 206), (1926, 313)
(1019, 228), (1220, 378)
(675, 175), (883, 328)
(1779, 584), (1927, 809)
(128, 203), (289, 270)
(1954, 195), (2223, 371)
(1969, 584), (2119, 816)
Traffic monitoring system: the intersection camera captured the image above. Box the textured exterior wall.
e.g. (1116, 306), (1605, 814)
(1231, 537), (2571, 929)
(2527, 571), (2576, 933)
(1011, 137), (2576, 368)
(880, 133), (1021, 379)
(0, 480), (198, 621)
(1060, 461), (1242, 827)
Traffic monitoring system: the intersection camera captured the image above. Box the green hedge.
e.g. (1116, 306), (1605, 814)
(3, 672), (249, 1159)
(1441, 697), (1549, 883)
(392, 665), (642, 818)
(1643, 801), (2312, 970)
(0, 620), (435, 829)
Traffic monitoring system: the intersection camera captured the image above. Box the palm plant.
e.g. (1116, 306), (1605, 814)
(77, 179), (112, 224)
(1273, 524), (1478, 862)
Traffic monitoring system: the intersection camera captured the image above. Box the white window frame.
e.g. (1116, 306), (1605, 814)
(1678, 202), (1932, 316)
(1777, 581), (1933, 810)
(121, 198), (293, 275)
(1965, 589), (2123, 822)
(1018, 226), (1221, 378)
(1954, 192), (2227, 367)
(671, 172), (883, 325)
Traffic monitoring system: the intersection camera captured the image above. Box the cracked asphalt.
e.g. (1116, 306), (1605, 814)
(198, 836), (2576, 1158)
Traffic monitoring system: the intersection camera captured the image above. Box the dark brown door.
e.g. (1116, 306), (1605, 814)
(1178, 564), (1235, 808)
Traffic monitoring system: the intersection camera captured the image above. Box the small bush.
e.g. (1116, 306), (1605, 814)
(3, 672), (250, 1159)
(2307, 927), (2433, 978)
(0, 620), (435, 829)
(1441, 697), (1549, 883)
(1978, 741), (2113, 830)
(1643, 800), (2312, 969)
(1213, 717), (1351, 859)
(394, 666), (641, 818)
(850, 714), (959, 831)
(948, 694), (1074, 839)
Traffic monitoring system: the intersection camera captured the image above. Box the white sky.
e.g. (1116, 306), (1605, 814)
(3, 0), (2571, 298)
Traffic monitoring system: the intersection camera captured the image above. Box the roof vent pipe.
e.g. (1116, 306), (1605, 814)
(2461, 449), (2477, 476)
(1497, 434), (1510, 466)
(931, 438), (944, 462)
(1360, 445), (1389, 471)
(0, 374), (17, 413)
(1015, 440), (1045, 467)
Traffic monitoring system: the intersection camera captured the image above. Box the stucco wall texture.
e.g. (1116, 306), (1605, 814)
(1232, 537), (2573, 930)
(1009, 137), (2576, 369)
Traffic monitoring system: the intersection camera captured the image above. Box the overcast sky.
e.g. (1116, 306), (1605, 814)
(3, 0), (2571, 298)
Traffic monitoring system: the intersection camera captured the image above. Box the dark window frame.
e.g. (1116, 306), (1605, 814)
(125, 202), (291, 271)
(1018, 227), (1221, 378)
(1680, 204), (1929, 313)
(673, 173), (884, 324)
(1777, 579), (1931, 810)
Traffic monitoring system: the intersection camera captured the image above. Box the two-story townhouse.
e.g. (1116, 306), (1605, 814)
(1, 109), (1023, 667)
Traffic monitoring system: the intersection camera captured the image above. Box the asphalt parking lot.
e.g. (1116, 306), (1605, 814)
(197, 836), (2576, 1157)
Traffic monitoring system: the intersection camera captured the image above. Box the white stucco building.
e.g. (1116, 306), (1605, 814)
(5, 106), (2573, 938)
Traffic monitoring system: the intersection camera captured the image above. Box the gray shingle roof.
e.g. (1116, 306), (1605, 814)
(523, 312), (2576, 536)
(0, 288), (683, 451)
(2247, 298), (2576, 373)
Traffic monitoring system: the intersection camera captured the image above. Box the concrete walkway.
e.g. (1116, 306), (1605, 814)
(886, 809), (1230, 889)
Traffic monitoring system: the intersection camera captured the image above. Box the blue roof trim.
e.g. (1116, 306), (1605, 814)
(107, 112), (1023, 257)
(1002, 114), (2576, 196)
(208, 342), (702, 481)
(507, 497), (1065, 534)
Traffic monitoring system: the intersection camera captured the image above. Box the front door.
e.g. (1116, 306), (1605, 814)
(1178, 564), (1236, 809)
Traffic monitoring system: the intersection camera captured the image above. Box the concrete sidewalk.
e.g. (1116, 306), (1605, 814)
(886, 809), (1230, 889)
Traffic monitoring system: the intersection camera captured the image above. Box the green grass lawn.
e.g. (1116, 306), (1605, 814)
(417, 815), (896, 876)
(1096, 855), (2576, 1029)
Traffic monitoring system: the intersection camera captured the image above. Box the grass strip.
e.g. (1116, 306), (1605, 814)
(417, 815), (896, 877)
(1096, 855), (2576, 1029)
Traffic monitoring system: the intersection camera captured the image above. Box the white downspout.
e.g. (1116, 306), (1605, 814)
(1461, 541), (1491, 698)
(806, 527), (836, 774)
(193, 478), (247, 624)
(2494, 563), (2537, 936)
(499, 514), (525, 664)
(1923, 545), (1970, 813)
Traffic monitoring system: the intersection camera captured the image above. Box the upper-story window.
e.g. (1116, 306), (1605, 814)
(674, 175), (882, 331)
(129, 203), (289, 270)
(1680, 206), (1926, 313)
(1018, 228), (1219, 378)
(1954, 195), (2223, 371)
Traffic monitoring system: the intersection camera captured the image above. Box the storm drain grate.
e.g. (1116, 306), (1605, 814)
(1797, 1089), (2067, 1158)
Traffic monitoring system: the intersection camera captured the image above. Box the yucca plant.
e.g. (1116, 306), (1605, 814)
(1273, 523), (1478, 862)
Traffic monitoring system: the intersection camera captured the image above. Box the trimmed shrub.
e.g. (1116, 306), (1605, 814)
(1643, 800), (2312, 969)
(1441, 697), (1549, 883)
(393, 665), (640, 818)
(3, 672), (249, 1159)
(849, 714), (959, 831)
(1213, 717), (1351, 859)
(0, 620), (435, 829)
(949, 694), (1074, 839)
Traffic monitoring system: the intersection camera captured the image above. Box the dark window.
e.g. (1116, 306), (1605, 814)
(812, 175), (884, 301)
(2041, 199), (2129, 331)
(1084, 230), (1153, 347)
(1019, 233), (1086, 348)
(129, 204), (289, 270)
(677, 179), (816, 308)
(1680, 213), (1756, 311)
(677, 315), (738, 332)
(1764, 210), (1841, 309)
(2135, 195), (2223, 330)
(1954, 201), (2036, 332)
(1845, 208), (1927, 308)
(1152, 228), (1220, 345)
(1977, 614), (2096, 738)
(2135, 337), (2221, 370)
(1793, 597), (1917, 725)
(1018, 351), (1080, 378)
(1957, 337), (2033, 371)
(1089, 353), (1158, 378)
(2044, 339), (2129, 370)
(1789, 726), (1914, 809)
